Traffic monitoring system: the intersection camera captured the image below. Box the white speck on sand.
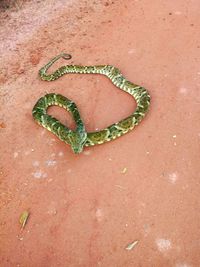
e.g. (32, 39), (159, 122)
(174, 11), (182, 15)
(83, 150), (91, 156)
(41, 130), (46, 136)
(156, 238), (171, 252)
(175, 263), (191, 267)
(32, 161), (40, 167)
(140, 202), (146, 208)
(168, 172), (178, 184)
(14, 152), (19, 158)
(32, 170), (42, 178)
(179, 87), (188, 95)
(58, 151), (64, 157)
(67, 169), (72, 173)
(128, 48), (136, 54)
(95, 208), (103, 222)
(146, 151), (150, 154)
(173, 135), (177, 138)
(182, 184), (189, 190)
(115, 184), (126, 190)
(47, 208), (57, 215)
(46, 160), (57, 166)
(33, 171), (42, 178)
(47, 138), (56, 145)
(32, 170), (47, 179)
(143, 224), (151, 236)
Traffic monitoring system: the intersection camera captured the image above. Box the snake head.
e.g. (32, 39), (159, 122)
(67, 130), (87, 154)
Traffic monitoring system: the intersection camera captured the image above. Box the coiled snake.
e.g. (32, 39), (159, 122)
(32, 53), (150, 154)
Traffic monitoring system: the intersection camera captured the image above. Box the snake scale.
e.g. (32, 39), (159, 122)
(32, 53), (150, 154)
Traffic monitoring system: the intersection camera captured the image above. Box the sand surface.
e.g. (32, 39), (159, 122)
(0, 1), (200, 266)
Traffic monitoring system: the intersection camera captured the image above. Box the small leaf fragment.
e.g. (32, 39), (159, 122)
(125, 240), (139, 250)
(121, 167), (127, 174)
(19, 210), (29, 229)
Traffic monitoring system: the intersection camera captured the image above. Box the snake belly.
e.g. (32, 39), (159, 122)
(32, 53), (150, 153)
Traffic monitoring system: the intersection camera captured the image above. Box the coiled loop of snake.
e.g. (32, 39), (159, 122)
(32, 53), (150, 154)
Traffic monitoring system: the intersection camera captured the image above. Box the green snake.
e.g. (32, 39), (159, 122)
(32, 53), (150, 154)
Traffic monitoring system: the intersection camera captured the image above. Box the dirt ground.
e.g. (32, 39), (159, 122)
(0, 0), (200, 266)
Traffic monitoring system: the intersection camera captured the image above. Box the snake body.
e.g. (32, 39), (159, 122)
(32, 53), (150, 154)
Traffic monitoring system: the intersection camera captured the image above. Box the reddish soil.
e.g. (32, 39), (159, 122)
(0, 1), (200, 266)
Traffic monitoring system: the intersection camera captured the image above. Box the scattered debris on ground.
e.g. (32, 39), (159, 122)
(125, 240), (139, 251)
(121, 167), (127, 174)
(19, 210), (29, 229)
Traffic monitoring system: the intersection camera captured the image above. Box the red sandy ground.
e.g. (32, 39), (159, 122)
(0, 1), (200, 266)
